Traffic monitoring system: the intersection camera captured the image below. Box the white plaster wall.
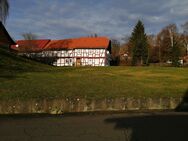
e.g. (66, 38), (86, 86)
(31, 49), (108, 67)
(81, 58), (105, 66)
(74, 49), (106, 58)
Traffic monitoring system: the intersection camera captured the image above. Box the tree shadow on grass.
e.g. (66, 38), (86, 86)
(0, 68), (28, 80)
(0, 69), (18, 79)
(0, 75), (17, 79)
(176, 89), (188, 112)
(105, 113), (188, 141)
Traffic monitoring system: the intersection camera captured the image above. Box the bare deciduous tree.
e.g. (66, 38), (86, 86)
(0, 0), (9, 24)
(156, 24), (178, 63)
(182, 22), (188, 35)
(181, 22), (188, 56)
(111, 39), (120, 65)
(19, 32), (38, 52)
(22, 32), (38, 40)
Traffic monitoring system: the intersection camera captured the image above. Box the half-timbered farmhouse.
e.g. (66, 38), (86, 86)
(12, 37), (112, 66)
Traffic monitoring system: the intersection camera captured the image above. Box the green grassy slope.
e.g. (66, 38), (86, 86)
(0, 47), (187, 100)
(0, 47), (50, 73)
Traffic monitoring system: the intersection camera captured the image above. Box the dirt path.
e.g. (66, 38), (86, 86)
(0, 112), (188, 141)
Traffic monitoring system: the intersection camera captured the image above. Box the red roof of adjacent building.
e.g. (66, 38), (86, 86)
(11, 37), (110, 52)
(11, 39), (51, 51)
(44, 37), (110, 50)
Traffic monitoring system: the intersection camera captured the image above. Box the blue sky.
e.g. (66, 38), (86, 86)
(5, 0), (188, 41)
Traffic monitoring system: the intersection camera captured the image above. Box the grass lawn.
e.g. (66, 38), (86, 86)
(0, 47), (188, 100)
(0, 67), (188, 100)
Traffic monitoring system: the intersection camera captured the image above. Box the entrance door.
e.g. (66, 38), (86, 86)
(76, 58), (81, 66)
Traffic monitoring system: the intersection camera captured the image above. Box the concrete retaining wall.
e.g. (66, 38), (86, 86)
(0, 97), (183, 114)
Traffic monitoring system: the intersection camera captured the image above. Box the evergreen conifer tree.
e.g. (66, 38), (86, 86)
(130, 20), (149, 66)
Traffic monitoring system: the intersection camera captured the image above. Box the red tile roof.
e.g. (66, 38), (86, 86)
(11, 39), (50, 51)
(11, 37), (110, 52)
(44, 37), (110, 50)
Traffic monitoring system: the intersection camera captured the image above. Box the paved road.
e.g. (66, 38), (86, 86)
(0, 112), (188, 141)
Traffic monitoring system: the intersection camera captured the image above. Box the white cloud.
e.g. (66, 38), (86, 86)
(6, 0), (188, 41)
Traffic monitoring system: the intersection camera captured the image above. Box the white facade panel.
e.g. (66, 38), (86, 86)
(57, 51), (62, 57)
(68, 50), (73, 57)
(57, 59), (61, 64)
(100, 58), (105, 66)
